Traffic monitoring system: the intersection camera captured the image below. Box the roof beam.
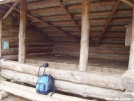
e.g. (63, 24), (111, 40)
(33, 17), (132, 26)
(56, 0), (80, 30)
(28, 0), (116, 7)
(29, 1), (116, 14)
(56, 0), (93, 46)
(56, 1), (95, 45)
(41, 9), (132, 20)
(4, 4), (80, 42)
(121, 0), (134, 7)
(28, 0), (55, 6)
(0, 0), (18, 5)
(95, 0), (121, 46)
(3, 1), (18, 19)
(37, 25), (126, 31)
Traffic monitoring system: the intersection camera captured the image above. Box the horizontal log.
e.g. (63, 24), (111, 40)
(26, 58), (126, 74)
(0, 91), (10, 100)
(2, 47), (54, 55)
(52, 18), (131, 25)
(44, 31), (126, 38)
(91, 37), (125, 43)
(41, 9), (132, 20)
(49, 36), (76, 41)
(2, 30), (45, 38)
(53, 51), (129, 61)
(2, 37), (50, 43)
(26, 47), (54, 54)
(53, 41), (129, 48)
(28, 0), (56, 6)
(98, 44), (129, 48)
(0, 9), (7, 14)
(120, 91), (134, 101)
(29, 1), (116, 14)
(53, 42), (79, 46)
(2, 25), (32, 30)
(0, 60), (124, 91)
(54, 46), (129, 55)
(1, 53), (53, 60)
(70, 31), (126, 36)
(10, 43), (53, 48)
(52, 37), (125, 42)
(0, 69), (123, 100)
(38, 25), (125, 31)
(51, 37), (125, 43)
(28, 0), (116, 7)
(0, 81), (92, 101)
(121, 69), (134, 91)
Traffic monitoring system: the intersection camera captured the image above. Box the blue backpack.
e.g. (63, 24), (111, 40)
(36, 63), (56, 96)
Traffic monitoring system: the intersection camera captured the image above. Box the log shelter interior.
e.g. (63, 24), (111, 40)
(0, 0), (134, 101)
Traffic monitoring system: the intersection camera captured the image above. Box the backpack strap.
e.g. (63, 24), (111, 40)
(38, 63), (49, 77)
(38, 66), (46, 77)
(50, 75), (56, 96)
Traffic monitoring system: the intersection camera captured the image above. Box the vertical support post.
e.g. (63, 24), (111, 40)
(18, 0), (27, 63)
(128, 7), (134, 69)
(79, 0), (90, 71)
(0, 20), (2, 58)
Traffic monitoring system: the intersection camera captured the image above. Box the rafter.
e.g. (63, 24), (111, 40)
(56, 0), (80, 30)
(3, 1), (18, 19)
(0, 0), (18, 5)
(29, 1), (117, 14)
(121, 0), (134, 7)
(4, 4), (79, 42)
(95, 0), (121, 46)
(56, 0), (94, 46)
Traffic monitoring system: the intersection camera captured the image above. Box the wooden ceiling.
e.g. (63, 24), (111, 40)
(0, 0), (133, 46)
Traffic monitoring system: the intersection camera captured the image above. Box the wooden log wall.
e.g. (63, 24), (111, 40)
(1, 21), (54, 60)
(50, 31), (130, 61)
(0, 0), (131, 62)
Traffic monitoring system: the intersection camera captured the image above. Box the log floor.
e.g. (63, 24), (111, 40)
(26, 56), (128, 74)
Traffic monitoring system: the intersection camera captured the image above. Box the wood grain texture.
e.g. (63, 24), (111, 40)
(0, 69), (124, 100)
(0, 0), (18, 5)
(125, 25), (132, 46)
(2, 1), (18, 19)
(79, 0), (90, 71)
(128, 7), (134, 69)
(18, 0), (27, 63)
(95, 0), (121, 46)
(121, 69), (134, 91)
(0, 20), (2, 58)
(0, 60), (124, 91)
(121, 0), (134, 7)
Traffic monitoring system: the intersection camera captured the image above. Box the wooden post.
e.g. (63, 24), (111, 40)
(18, 0), (27, 63)
(128, 7), (134, 69)
(0, 20), (2, 58)
(79, 0), (90, 71)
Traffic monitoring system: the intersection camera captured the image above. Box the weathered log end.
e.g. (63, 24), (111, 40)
(120, 91), (134, 101)
(0, 91), (10, 100)
(121, 69), (134, 91)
